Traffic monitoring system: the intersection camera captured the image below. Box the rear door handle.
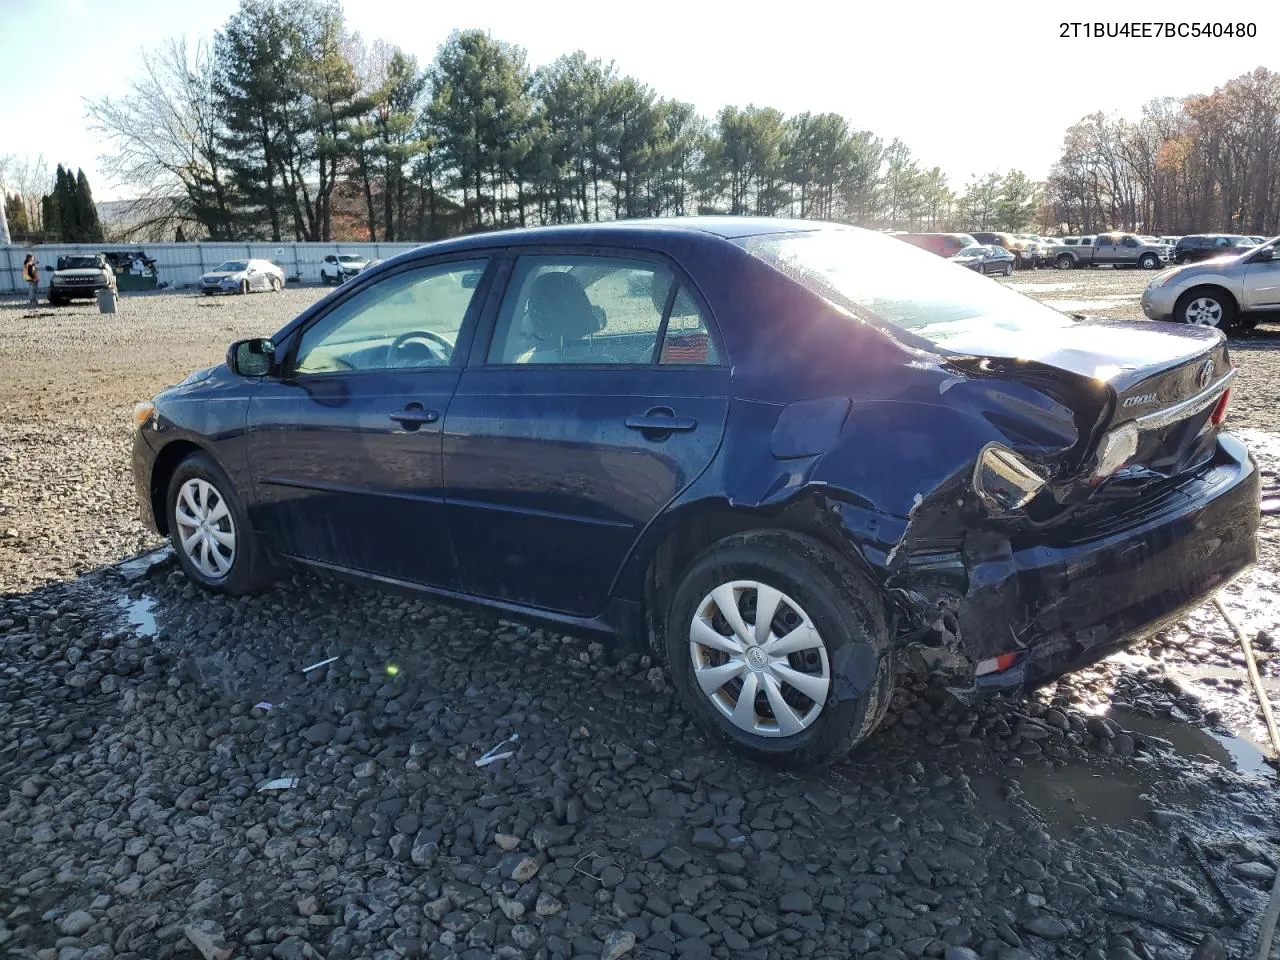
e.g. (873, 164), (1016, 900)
(626, 407), (697, 438)
(390, 402), (439, 430)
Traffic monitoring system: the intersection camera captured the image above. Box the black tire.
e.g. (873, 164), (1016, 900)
(1139, 254), (1159, 269)
(662, 530), (894, 768)
(48, 296), (64, 306)
(239, 279), (250, 295)
(1003, 261), (1013, 276)
(1055, 254), (1074, 270)
(270, 276), (281, 292)
(1173, 287), (1236, 330)
(166, 451), (274, 595)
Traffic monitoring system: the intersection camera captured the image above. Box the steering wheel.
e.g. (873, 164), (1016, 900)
(387, 330), (452, 367)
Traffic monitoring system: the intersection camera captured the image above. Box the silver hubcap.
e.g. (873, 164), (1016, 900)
(174, 478), (236, 579)
(1185, 297), (1222, 326)
(689, 581), (830, 738)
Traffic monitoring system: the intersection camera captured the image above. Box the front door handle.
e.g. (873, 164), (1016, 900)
(626, 407), (697, 439)
(390, 402), (439, 430)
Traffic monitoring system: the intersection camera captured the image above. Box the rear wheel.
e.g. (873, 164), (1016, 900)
(166, 451), (274, 595)
(663, 530), (893, 767)
(270, 276), (281, 292)
(48, 296), (64, 306)
(239, 279), (249, 295)
(1003, 261), (1013, 276)
(1055, 254), (1074, 270)
(1174, 288), (1235, 329)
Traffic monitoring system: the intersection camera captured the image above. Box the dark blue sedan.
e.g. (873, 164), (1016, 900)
(132, 218), (1259, 766)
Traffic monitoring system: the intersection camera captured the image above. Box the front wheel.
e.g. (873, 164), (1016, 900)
(1003, 261), (1013, 276)
(663, 530), (894, 768)
(1174, 289), (1235, 329)
(167, 452), (274, 595)
(1139, 254), (1159, 269)
(1055, 254), (1074, 270)
(270, 276), (281, 292)
(239, 279), (249, 295)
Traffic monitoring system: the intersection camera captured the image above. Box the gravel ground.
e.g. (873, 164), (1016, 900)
(1, 275), (1278, 960)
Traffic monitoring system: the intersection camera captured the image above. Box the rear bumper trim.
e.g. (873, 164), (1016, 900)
(1133, 369), (1236, 431)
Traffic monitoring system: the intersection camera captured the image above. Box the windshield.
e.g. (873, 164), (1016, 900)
(734, 227), (1075, 347)
(58, 256), (100, 270)
(1229, 237), (1257, 247)
(213, 261), (247, 273)
(338, 255), (364, 263)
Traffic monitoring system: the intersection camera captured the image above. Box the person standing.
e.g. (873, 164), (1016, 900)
(22, 254), (38, 304)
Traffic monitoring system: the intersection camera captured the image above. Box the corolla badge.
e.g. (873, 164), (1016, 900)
(1122, 393), (1156, 408)
(1196, 358), (1215, 390)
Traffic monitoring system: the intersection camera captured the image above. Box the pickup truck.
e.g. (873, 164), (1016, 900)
(1052, 233), (1168, 270)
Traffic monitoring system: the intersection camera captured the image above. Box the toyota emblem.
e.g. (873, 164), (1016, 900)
(1196, 358), (1214, 390)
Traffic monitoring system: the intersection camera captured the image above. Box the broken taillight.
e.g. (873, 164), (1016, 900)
(975, 652), (1019, 676)
(1209, 389), (1230, 426)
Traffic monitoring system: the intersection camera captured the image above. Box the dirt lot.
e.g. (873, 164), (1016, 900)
(0, 273), (1278, 960)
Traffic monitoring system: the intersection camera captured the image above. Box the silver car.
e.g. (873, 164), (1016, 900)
(198, 258), (285, 295)
(1141, 236), (1280, 330)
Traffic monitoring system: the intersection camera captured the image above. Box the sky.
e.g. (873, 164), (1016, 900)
(3, 0), (1279, 201)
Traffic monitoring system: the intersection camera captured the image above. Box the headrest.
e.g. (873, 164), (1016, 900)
(528, 271), (600, 342)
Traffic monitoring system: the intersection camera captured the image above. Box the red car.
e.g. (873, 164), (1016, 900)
(895, 232), (978, 258)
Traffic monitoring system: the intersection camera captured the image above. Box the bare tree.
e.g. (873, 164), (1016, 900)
(86, 38), (234, 239)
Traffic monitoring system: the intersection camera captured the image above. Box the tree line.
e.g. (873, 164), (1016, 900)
(78, 0), (1039, 243)
(0, 157), (103, 243)
(1047, 67), (1280, 235)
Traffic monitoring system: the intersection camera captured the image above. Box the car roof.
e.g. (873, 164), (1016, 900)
(400, 216), (825, 257)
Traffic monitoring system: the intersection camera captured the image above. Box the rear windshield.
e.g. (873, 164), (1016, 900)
(733, 227), (1073, 348)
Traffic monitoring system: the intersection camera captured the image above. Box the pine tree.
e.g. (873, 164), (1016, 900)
(53, 165), (77, 241)
(41, 194), (58, 239)
(4, 193), (30, 236)
(74, 170), (105, 242)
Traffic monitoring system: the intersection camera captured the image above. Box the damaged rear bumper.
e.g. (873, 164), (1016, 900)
(967, 433), (1258, 691)
(884, 433), (1259, 693)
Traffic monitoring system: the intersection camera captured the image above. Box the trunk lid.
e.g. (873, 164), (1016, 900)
(945, 319), (1231, 485)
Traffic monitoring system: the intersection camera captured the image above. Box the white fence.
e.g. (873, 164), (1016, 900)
(0, 241), (425, 294)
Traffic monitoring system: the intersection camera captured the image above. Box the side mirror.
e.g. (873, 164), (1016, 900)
(227, 338), (275, 377)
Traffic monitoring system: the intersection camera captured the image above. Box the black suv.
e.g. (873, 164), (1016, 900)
(1173, 234), (1259, 264)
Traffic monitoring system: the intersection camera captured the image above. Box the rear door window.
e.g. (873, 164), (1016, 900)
(487, 255), (720, 366)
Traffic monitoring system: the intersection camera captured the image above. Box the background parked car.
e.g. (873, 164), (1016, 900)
(895, 232), (978, 258)
(1173, 235), (1259, 264)
(199, 259), (285, 295)
(1052, 233), (1166, 270)
(320, 254), (373, 285)
(1142, 236), (1280, 330)
(970, 232), (1029, 268)
(950, 244), (1015, 275)
(48, 254), (117, 305)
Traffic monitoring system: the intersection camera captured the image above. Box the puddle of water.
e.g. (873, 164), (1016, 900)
(1014, 764), (1155, 832)
(117, 595), (158, 637)
(1109, 708), (1273, 776)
